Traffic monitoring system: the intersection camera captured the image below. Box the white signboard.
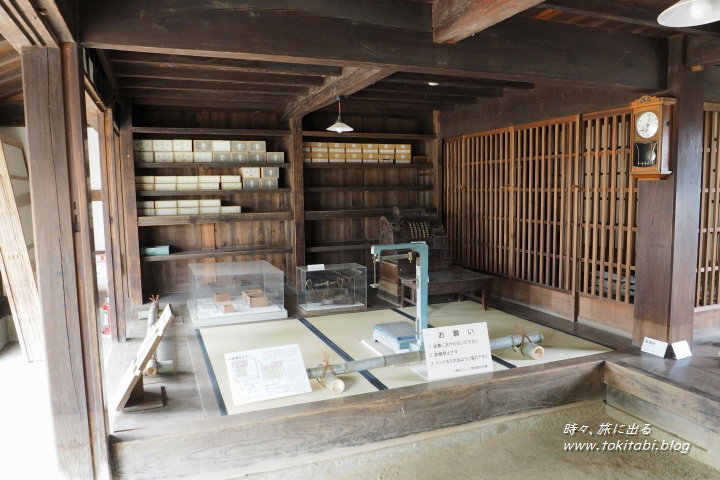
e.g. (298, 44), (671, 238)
(224, 344), (311, 405)
(422, 322), (493, 381)
(641, 337), (669, 358)
(671, 340), (692, 360)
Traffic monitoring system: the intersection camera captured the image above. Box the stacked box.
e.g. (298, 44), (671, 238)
(213, 152), (232, 162)
(261, 178), (278, 189)
(135, 175), (155, 191)
(232, 141), (248, 152)
(241, 167), (260, 179)
(152, 140), (173, 152)
(154, 152), (174, 163)
(232, 152), (249, 163)
(212, 140), (231, 151)
(220, 206), (242, 213)
(249, 141), (266, 152)
(249, 152), (267, 163)
(194, 152), (212, 163)
(134, 151), (154, 162)
(302, 142), (312, 163)
(243, 178), (261, 189)
(172, 140), (193, 151)
(261, 167), (279, 179)
(194, 140), (213, 152)
(395, 143), (412, 163)
(155, 200), (178, 216)
(221, 175), (242, 191)
(133, 139), (153, 151)
(267, 152), (284, 163)
(174, 152), (193, 163)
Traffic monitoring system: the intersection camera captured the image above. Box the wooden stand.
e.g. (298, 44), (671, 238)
(400, 269), (492, 310)
(115, 304), (174, 412)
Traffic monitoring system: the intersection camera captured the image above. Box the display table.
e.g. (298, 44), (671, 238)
(399, 269), (492, 310)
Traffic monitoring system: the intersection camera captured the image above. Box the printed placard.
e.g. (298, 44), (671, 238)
(224, 344), (311, 405)
(423, 322), (492, 381)
(641, 337), (668, 357)
(307, 264), (325, 271)
(670, 340), (692, 360)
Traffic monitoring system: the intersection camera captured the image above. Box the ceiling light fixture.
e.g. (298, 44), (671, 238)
(658, 0), (720, 27)
(326, 95), (353, 133)
(428, 82), (440, 86)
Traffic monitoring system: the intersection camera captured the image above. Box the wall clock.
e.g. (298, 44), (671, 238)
(630, 96), (675, 179)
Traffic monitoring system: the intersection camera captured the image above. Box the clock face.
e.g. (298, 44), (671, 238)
(635, 111), (659, 139)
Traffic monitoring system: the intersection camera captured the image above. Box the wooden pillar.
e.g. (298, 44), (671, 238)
(119, 104), (143, 306)
(290, 117), (306, 278)
(633, 36), (704, 345)
(22, 44), (109, 478)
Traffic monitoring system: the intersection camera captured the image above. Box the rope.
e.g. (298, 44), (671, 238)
(317, 351), (337, 386)
(512, 323), (533, 356)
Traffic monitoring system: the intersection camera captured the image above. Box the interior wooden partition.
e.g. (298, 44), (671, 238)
(445, 110), (637, 334)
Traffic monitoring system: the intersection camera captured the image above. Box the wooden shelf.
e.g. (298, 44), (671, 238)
(303, 163), (432, 169)
(132, 127), (291, 137)
(137, 211), (293, 226)
(136, 162), (291, 169)
(302, 131), (436, 141)
(141, 245), (293, 262)
(137, 189), (291, 196)
(305, 208), (394, 220)
(305, 186), (432, 193)
(306, 239), (379, 253)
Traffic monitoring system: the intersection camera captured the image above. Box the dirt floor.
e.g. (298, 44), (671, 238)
(241, 402), (720, 480)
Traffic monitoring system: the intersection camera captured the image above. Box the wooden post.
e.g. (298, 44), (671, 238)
(290, 117), (306, 281)
(633, 36), (704, 345)
(119, 104), (143, 306)
(22, 44), (110, 479)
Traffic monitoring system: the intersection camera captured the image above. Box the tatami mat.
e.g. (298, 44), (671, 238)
(198, 302), (612, 415)
(198, 319), (377, 415)
(395, 302), (613, 368)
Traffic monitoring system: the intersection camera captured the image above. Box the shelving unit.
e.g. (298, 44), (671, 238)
(301, 121), (438, 266)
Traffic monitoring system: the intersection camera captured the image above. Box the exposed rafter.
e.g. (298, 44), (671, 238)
(0, 0), (58, 48)
(433, 0), (544, 43)
(281, 67), (393, 122)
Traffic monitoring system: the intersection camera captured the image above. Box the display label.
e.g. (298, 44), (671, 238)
(670, 340), (692, 360)
(224, 344), (311, 405)
(307, 264), (325, 271)
(423, 322), (492, 381)
(641, 337), (668, 357)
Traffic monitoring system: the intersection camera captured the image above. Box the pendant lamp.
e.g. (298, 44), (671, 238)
(326, 95), (353, 133)
(658, 0), (720, 27)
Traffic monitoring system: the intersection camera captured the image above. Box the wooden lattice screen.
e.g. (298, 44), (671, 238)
(444, 110), (638, 304)
(578, 110), (637, 304)
(697, 107), (720, 307)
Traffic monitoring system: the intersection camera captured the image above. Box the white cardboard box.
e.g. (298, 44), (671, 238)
(267, 152), (284, 163)
(231, 141), (248, 152)
(199, 199), (221, 207)
(193, 152), (212, 163)
(178, 207), (200, 215)
(174, 152), (194, 163)
(177, 200), (200, 208)
(194, 140), (213, 151)
(212, 140), (231, 151)
(177, 183), (198, 191)
(156, 208), (178, 216)
(249, 141), (266, 152)
(200, 206), (221, 214)
(172, 139), (193, 152)
(133, 139), (153, 151)
(197, 183), (220, 190)
(154, 152), (174, 163)
(152, 140), (173, 151)
(134, 152), (154, 162)
(155, 200), (178, 208)
(241, 167), (261, 179)
(177, 176), (199, 183)
(154, 183), (177, 191)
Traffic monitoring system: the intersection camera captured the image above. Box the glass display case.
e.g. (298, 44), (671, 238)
(188, 260), (287, 327)
(297, 263), (367, 314)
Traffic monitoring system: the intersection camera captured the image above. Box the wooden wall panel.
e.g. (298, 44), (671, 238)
(697, 108), (720, 307)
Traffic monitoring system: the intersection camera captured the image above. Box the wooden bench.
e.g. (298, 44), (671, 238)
(399, 269), (492, 310)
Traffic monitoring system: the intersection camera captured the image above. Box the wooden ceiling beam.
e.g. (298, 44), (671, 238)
(80, 6), (667, 91)
(348, 89), (477, 105)
(116, 77), (309, 95)
(106, 51), (343, 77)
(433, 0), (545, 44)
(332, 98), (454, 111)
(132, 97), (282, 112)
(537, 1), (720, 37)
(0, 0), (58, 48)
(119, 87), (297, 104)
(281, 67), (393, 122)
(113, 63), (326, 87)
(367, 82), (503, 97)
(384, 72), (535, 90)
(688, 37), (720, 67)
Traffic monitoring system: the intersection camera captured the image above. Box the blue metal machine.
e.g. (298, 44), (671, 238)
(370, 242), (429, 352)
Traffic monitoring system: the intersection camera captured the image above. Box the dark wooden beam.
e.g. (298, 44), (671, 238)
(131, 97), (283, 112)
(116, 77), (309, 95)
(106, 50), (343, 77)
(321, 98), (454, 112)
(687, 36), (720, 67)
(0, 0), (58, 48)
(0, 101), (24, 125)
(349, 89), (478, 105)
(433, 0), (544, 43)
(34, 0), (75, 42)
(385, 72), (535, 90)
(112, 63), (326, 86)
(315, 102), (436, 117)
(634, 36), (703, 345)
(539, 0), (720, 37)
(367, 81), (504, 97)
(95, 48), (121, 103)
(119, 87), (296, 104)
(80, 6), (668, 91)
(281, 67), (392, 121)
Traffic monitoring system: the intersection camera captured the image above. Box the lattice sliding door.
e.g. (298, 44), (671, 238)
(444, 138), (464, 265)
(577, 110), (637, 304)
(697, 108), (720, 307)
(512, 118), (581, 291)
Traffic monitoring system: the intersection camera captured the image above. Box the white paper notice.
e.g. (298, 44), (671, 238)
(671, 340), (692, 360)
(307, 264), (325, 271)
(422, 322), (493, 381)
(224, 344), (311, 405)
(641, 337), (668, 357)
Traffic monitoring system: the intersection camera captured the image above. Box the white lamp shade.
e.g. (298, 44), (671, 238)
(658, 0), (720, 27)
(326, 118), (354, 133)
